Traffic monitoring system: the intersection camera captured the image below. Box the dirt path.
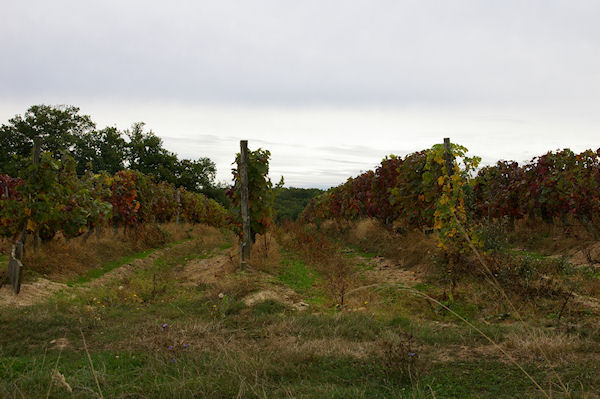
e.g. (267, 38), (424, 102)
(343, 245), (423, 288)
(361, 255), (423, 286)
(0, 239), (196, 308)
(176, 249), (312, 310)
(177, 250), (233, 287)
(0, 278), (67, 307)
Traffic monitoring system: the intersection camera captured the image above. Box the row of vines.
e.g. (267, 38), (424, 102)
(0, 151), (228, 241)
(302, 144), (600, 244)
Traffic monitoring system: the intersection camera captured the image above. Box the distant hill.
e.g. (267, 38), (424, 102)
(273, 187), (324, 223)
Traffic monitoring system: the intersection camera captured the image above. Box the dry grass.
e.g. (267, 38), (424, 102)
(207, 272), (260, 300)
(2, 218), (600, 398)
(269, 336), (376, 359)
(503, 329), (583, 363)
(324, 218), (438, 267)
(275, 222), (364, 307)
(20, 223), (215, 280)
(508, 217), (596, 255)
(112, 318), (229, 353)
(226, 232), (283, 273)
(251, 232), (282, 273)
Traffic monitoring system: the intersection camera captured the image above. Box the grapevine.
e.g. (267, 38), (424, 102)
(423, 143), (481, 273)
(229, 148), (273, 243)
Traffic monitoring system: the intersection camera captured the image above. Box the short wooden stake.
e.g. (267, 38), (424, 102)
(239, 140), (251, 269)
(443, 137), (454, 176)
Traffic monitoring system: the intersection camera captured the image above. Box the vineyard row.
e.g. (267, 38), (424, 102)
(301, 145), (600, 236)
(0, 151), (228, 241)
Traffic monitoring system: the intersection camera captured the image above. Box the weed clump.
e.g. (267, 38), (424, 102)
(489, 253), (574, 299)
(378, 330), (420, 384)
(275, 222), (358, 308)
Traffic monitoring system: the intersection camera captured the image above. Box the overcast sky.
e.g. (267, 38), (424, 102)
(1, 0), (599, 188)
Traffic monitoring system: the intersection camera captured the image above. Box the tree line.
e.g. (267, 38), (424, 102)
(0, 104), (229, 206)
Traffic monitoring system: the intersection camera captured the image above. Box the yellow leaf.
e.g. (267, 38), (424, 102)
(26, 219), (37, 232)
(437, 176), (445, 186)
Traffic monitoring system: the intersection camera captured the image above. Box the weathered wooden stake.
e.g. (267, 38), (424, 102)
(443, 137), (454, 176)
(14, 241), (23, 260)
(8, 241), (24, 294)
(239, 140), (251, 269)
(175, 189), (181, 225)
(32, 137), (41, 252)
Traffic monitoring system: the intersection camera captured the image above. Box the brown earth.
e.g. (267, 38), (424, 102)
(0, 278), (67, 307)
(0, 239), (193, 308)
(363, 255), (423, 286)
(177, 251), (233, 287)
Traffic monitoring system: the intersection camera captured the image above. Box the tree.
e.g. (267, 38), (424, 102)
(200, 180), (232, 209)
(1, 106), (222, 206)
(125, 122), (179, 184)
(0, 105), (95, 175)
(72, 126), (127, 175)
(175, 158), (216, 192)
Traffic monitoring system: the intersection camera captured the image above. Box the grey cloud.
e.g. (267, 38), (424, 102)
(2, 1), (600, 189)
(162, 135), (231, 145)
(317, 145), (382, 156)
(2, 1), (600, 107)
(321, 159), (374, 166)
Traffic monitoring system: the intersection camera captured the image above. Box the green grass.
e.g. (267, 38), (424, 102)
(0, 298), (590, 399)
(218, 242), (232, 251)
(251, 299), (288, 315)
(278, 258), (319, 293)
(277, 256), (328, 306)
(67, 248), (155, 285)
(1, 228), (598, 398)
(66, 238), (198, 286)
(341, 244), (377, 260)
(0, 351), (573, 398)
(422, 360), (543, 398)
(0, 290), (596, 398)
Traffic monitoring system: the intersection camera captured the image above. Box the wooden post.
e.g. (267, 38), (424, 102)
(14, 241), (23, 260)
(239, 140), (251, 269)
(175, 189), (181, 225)
(32, 137), (41, 252)
(8, 241), (24, 294)
(443, 138), (454, 176)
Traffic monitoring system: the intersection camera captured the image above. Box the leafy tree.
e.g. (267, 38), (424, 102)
(73, 126), (127, 175)
(1, 105), (223, 207)
(175, 158), (216, 192)
(124, 123), (220, 196)
(0, 105), (95, 175)
(0, 175), (24, 238)
(125, 122), (179, 183)
(199, 181), (232, 209)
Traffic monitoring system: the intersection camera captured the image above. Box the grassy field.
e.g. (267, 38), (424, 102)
(0, 221), (599, 398)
